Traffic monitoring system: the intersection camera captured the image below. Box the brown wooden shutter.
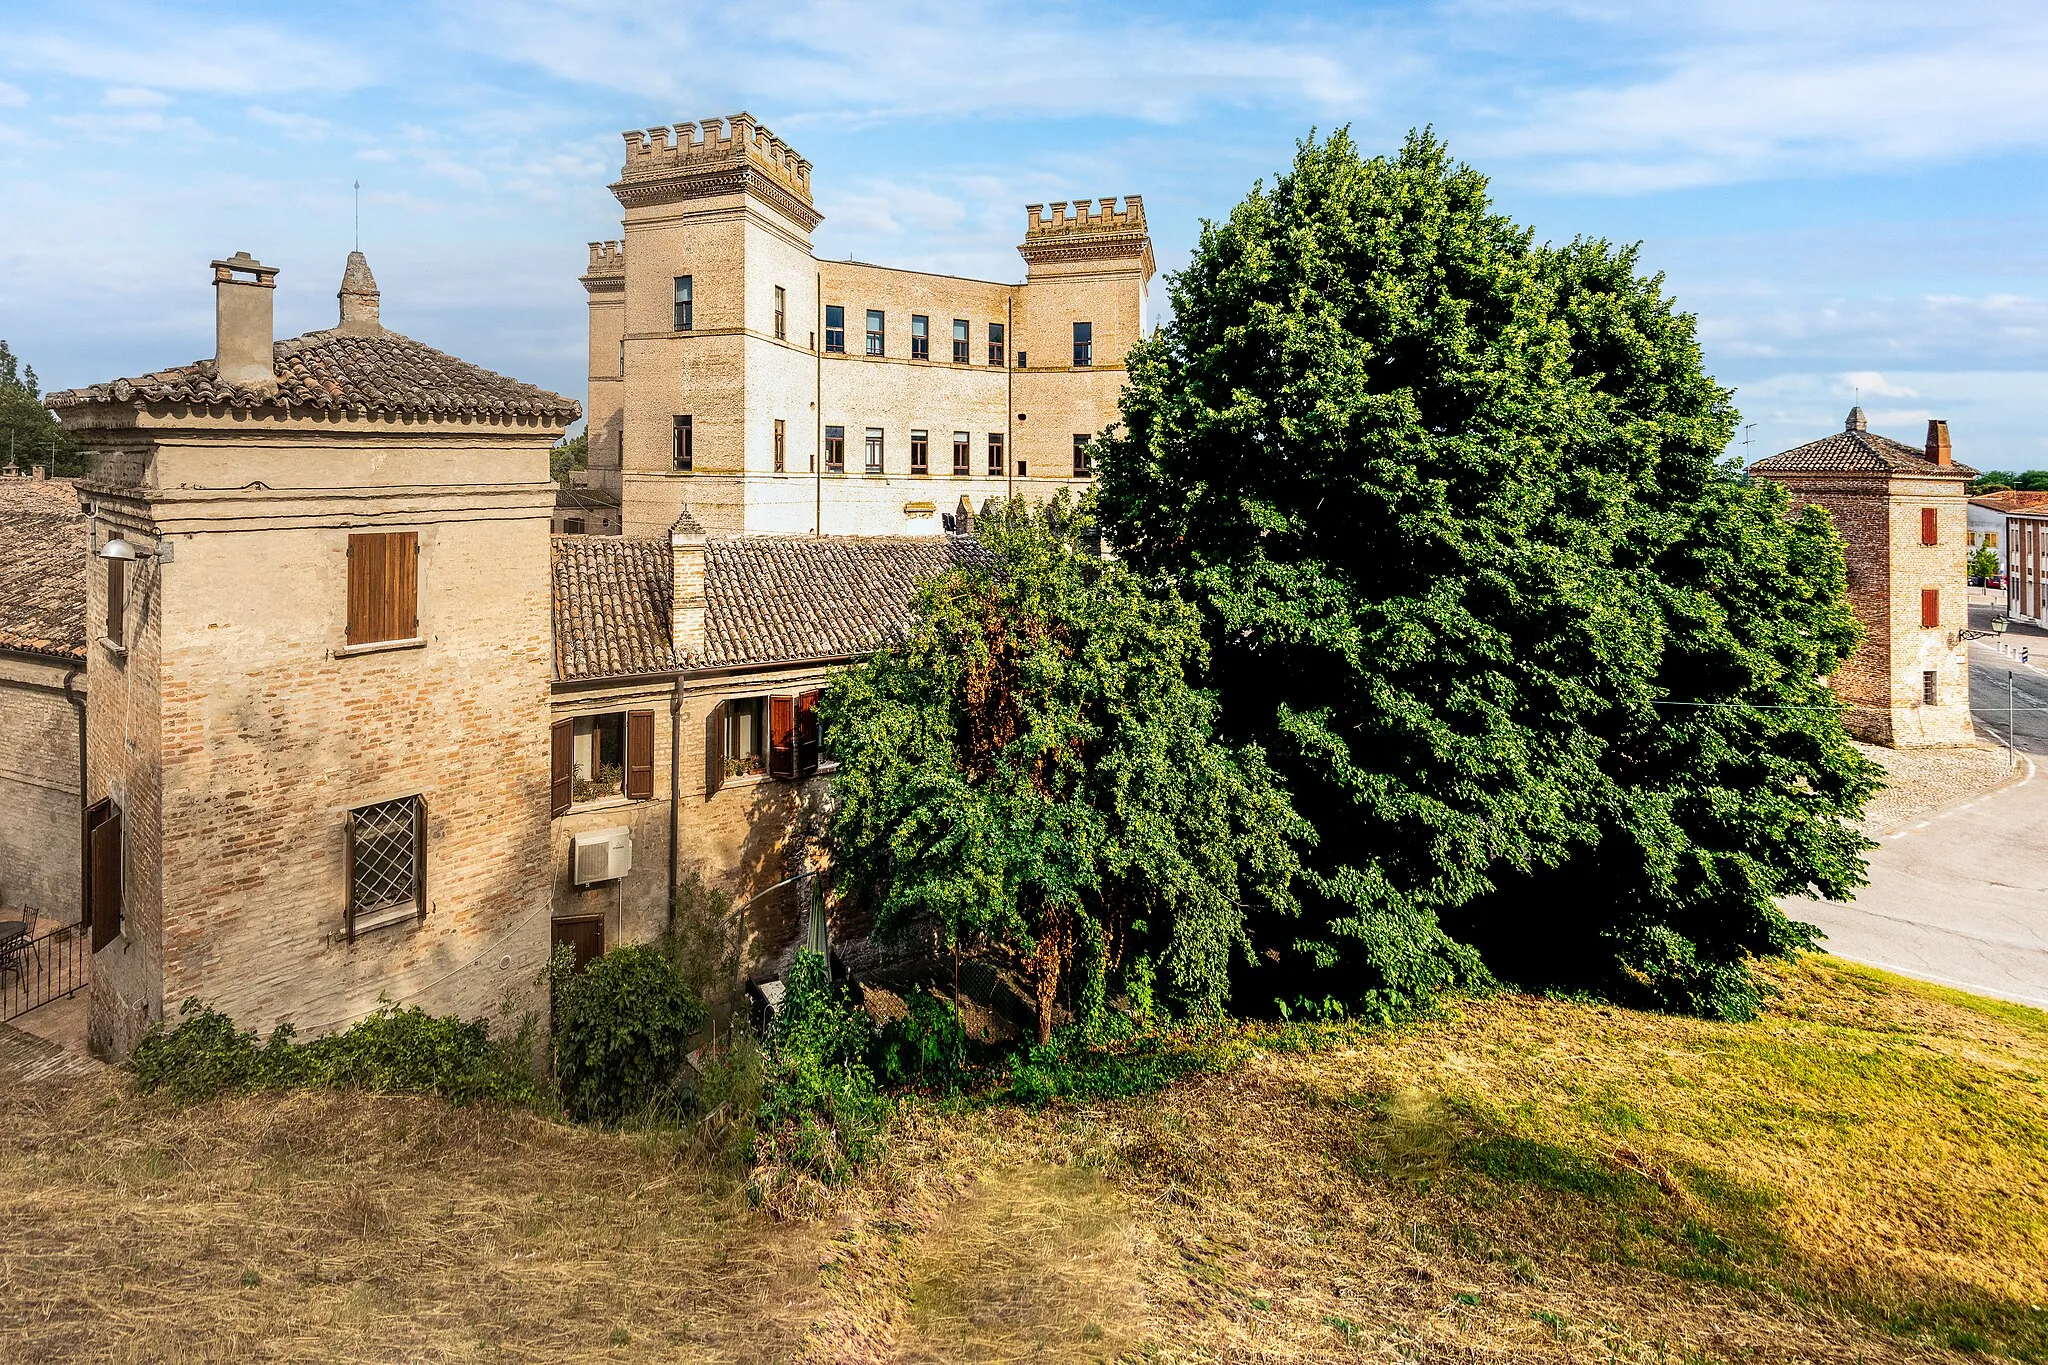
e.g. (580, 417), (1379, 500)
(342, 807), (359, 942)
(1921, 588), (1941, 628)
(768, 696), (797, 780)
(550, 719), (574, 816)
(1921, 507), (1938, 546)
(105, 559), (125, 644)
(704, 702), (724, 798)
(84, 799), (121, 952)
(625, 710), (656, 800)
(796, 690), (822, 778)
(412, 795), (428, 923)
(347, 531), (420, 646)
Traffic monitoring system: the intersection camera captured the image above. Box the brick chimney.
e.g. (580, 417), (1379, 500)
(670, 507), (707, 662)
(211, 252), (279, 390)
(1926, 419), (1952, 467)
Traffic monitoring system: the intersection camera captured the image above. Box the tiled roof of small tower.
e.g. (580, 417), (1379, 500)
(0, 476), (86, 661)
(47, 253), (581, 424)
(552, 537), (677, 681)
(549, 532), (996, 681)
(1749, 407), (1977, 478)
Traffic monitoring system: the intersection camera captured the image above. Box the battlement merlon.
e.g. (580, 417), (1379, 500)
(579, 241), (625, 293)
(1018, 196), (1155, 279)
(610, 113), (823, 232)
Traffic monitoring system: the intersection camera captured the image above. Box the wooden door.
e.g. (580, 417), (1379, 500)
(85, 800), (122, 953)
(550, 916), (604, 973)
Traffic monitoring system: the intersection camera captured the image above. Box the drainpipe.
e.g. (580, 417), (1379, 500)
(669, 678), (682, 922)
(814, 270), (823, 539)
(62, 662), (86, 921)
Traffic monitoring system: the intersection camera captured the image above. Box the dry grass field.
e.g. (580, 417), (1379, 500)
(4, 953), (2046, 1362)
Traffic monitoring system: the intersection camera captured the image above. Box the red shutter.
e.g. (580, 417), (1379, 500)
(796, 690), (822, 778)
(1921, 507), (1938, 546)
(549, 719), (573, 816)
(625, 710), (656, 800)
(1921, 588), (1941, 628)
(768, 696), (797, 779)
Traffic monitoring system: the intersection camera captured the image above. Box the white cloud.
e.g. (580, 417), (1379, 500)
(0, 81), (27, 108)
(103, 86), (169, 108)
(1843, 371), (1918, 399)
(14, 23), (369, 97)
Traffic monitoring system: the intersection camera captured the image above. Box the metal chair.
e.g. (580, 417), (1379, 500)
(0, 905), (39, 984)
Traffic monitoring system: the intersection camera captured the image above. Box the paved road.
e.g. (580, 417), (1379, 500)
(1792, 646), (2048, 1008)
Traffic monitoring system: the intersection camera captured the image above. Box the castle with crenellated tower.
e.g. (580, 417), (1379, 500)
(577, 113), (1154, 538)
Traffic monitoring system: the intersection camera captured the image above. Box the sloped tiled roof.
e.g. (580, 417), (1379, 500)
(700, 534), (995, 669)
(549, 532), (994, 680)
(0, 477), (86, 661)
(1751, 409), (1976, 479)
(47, 328), (581, 424)
(1971, 489), (2048, 515)
(551, 537), (677, 681)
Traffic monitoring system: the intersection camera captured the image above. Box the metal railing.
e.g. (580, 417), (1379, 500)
(1, 922), (89, 1023)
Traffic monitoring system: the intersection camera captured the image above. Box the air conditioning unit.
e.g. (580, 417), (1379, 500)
(571, 827), (632, 885)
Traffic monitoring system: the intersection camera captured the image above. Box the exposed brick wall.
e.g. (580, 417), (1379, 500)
(0, 650), (86, 921)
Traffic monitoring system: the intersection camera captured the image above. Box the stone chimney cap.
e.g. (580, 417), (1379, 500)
(211, 251), (278, 286)
(669, 506), (707, 541)
(1845, 406), (1867, 432)
(336, 250), (382, 332)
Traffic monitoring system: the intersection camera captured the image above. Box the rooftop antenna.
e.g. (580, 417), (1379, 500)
(353, 180), (361, 251)
(1742, 422), (1756, 452)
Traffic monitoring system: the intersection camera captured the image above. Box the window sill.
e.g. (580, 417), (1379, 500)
(720, 771), (771, 789)
(566, 793), (643, 814)
(337, 637), (424, 659)
(349, 903), (418, 938)
(99, 637), (127, 658)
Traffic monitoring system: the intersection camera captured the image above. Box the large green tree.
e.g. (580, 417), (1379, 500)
(0, 341), (86, 478)
(820, 497), (1304, 1041)
(1095, 130), (1880, 1019)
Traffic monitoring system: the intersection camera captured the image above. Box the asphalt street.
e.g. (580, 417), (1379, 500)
(1791, 642), (2048, 1008)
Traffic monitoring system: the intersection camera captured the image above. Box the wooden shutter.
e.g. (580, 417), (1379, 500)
(1921, 588), (1941, 628)
(625, 710), (656, 800)
(1921, 507), (1939, 546)
(105, 560), (125, 644)
(346, 531), (419, 646)
(342, 807), (359, 942)
(84, 799), (121, 952)
(412, 795), (428, 923)
(768, 696), (797, 780)
(549, 719), (574, 816)
(796, 690), (822, 778)
(704, 702), (724, 798)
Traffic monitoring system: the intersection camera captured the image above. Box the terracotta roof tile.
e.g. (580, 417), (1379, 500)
(1971, 490), (2048, 514)
(0, 477), (86, 661)
(551, 537), (677, 681)
(48, 328), (581, 424)
(1750, 414), (1976, 479)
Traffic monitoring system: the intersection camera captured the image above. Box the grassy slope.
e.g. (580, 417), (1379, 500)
(3, 955), (2045, 1363)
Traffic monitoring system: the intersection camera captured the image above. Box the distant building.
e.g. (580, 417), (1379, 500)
(1750, 408), (1975, 747)
(553, 482), (621, 535)
(1969, 489), (2048, 562)
(2005, 506), (2048, 628)
(580, 113), (1154, 539)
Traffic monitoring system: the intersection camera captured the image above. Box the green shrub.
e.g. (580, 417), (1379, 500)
(873, 990), (969, 1087)
(131, 999), (539, 1105)
(552, 944), (707, 1124)
(756, 951), (887, 1182)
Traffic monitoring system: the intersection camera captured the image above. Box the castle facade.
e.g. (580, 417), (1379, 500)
(578, 113), (1154, 538)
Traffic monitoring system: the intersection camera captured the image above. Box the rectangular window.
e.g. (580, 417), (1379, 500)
(987, 432), (1005, 477)
(1017, 349), (1028, 368)
(1921, 507), (1938, 545)
(824, 304), (845, 353)
(1921, 587), (1941, 628)
(723, 697), (767, 779)
(865, 309), (885, 356)
(988, 321), (1005, 366)
(673, 275), (693, 331)
(562, 517), (586, 535)
(1073, 434), (1092, 479)
(344, 794), (424, 940)
(773, 285), (786, 340)
(565, 712), (626, 803)
(1072, 321), (1093, 367)
(952, 431), (970, 476)
(766, 691), (825, 780)
(774, 418), (786, 473)
(865, 427), (885, 473)
(84, 798), (121, 952)
(105, 558), (125, 645)
(1923, 670), (1938, 705)
(824, 425), (845, 472)
(911, 315), (930, 361)
(952, 318), (970, 364)
(672, 414), (693, 472)
(618, 338), (625, 376)
(910, 429), (929, 475)
(346, 531), (419, 647)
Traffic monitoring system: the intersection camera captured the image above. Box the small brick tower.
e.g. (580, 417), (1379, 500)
(1751, 408), (1976, 747)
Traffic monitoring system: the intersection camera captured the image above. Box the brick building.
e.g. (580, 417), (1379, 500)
(581, 113), (1154, 539)
(2006, 506), (2048, 628)
(1750, 408), (1975, 747)
(19, 245), (1014, 1056)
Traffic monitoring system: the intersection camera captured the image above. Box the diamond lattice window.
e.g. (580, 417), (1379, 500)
(347, 795), (422, 937)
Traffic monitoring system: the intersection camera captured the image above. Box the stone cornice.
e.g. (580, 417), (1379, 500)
(611, 164), (824, 232)
(1017, 233), (1155, 277)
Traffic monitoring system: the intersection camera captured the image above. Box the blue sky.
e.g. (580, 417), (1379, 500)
(3, 0), (2046, 466)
